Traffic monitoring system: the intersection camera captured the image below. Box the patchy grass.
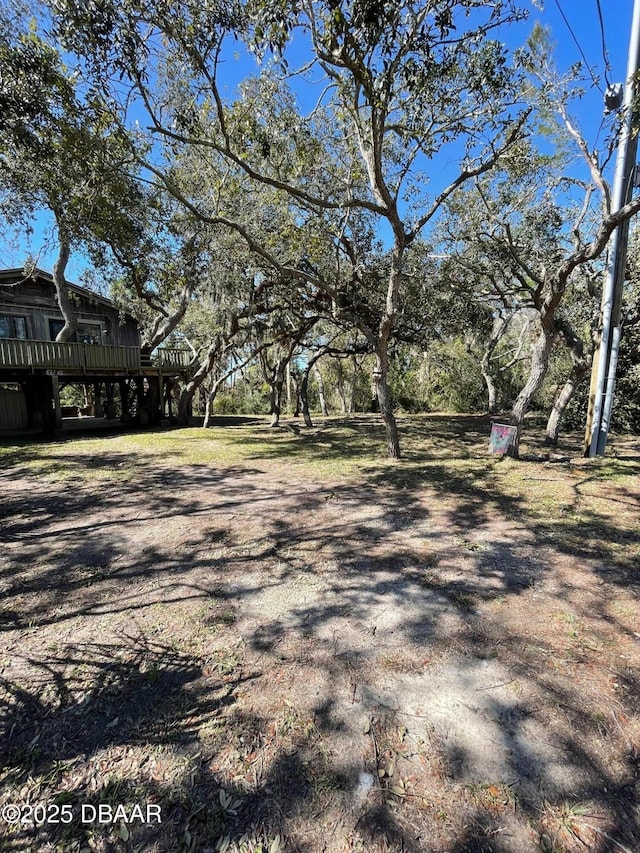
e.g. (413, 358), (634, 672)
(0, 414), (639, 852)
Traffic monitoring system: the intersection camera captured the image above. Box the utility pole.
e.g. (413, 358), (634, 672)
(584, 0), (640, 456)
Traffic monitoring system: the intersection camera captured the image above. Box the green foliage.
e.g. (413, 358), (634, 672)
(611, 283), (640, 433)
(319, 355), (370, 413)
(59, 384), (86, 408)
(7, 0), (631, 450)
(613, 358), (640, 432)
(211, 371), (271, 417)
(386, 340), (486, 414)
(423, 339), (487, 413)
(0, 8), (144, 265)
(212, 392), (240, 416)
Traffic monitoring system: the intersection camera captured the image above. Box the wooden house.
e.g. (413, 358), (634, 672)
(0, 268), (191, 434)
(0, 267), (140, 347)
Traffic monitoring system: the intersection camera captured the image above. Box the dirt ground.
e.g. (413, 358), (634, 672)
(0, 415), (639, 853)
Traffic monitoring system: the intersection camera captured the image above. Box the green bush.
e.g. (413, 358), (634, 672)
(213, 392), (240, 415)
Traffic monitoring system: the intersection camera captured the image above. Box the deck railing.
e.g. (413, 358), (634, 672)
(152, 349), (193, 368)
(0, 338), (141, 371)
(0, 338), (193, 373)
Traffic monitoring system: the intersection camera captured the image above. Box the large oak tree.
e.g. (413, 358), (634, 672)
(51, 0), (531, 456)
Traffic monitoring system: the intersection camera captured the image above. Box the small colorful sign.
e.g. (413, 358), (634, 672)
(489, 423), (518, 455)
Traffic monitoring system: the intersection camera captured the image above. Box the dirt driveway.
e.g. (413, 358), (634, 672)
(1, 417), (639, 852)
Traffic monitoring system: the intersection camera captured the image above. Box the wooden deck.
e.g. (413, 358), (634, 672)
(152, 348), (193, 369)
(0, 339), (192, 374)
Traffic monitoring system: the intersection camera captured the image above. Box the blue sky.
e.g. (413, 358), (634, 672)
(0, 0), (636, 281)
(526, 0), (634, 144)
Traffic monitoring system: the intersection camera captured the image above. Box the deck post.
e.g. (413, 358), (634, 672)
(23, 375), (59, 435)
(24, 377), (41, 430)
(105, 382), (117, 419)
(165, 378), (176, 422)
(119, 379), (132, 424)
(135, 378), (147, 425)
(93, 382), (104, 418)
(147, 376), (162, 425)
(51, 375), (63, 431)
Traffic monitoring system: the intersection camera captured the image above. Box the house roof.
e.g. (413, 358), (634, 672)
(0, 267), (122, 312)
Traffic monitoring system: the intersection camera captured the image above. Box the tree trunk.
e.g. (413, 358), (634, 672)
(335, 360), (348, 414)
(344, 376), (354, 413)
(371, 243), (404, 459)
(481, 315), (508, 414)
(52, 231), (78, 343)
(177, 387), (194, 425)
(141, 283), (194, 354)
(545, 322), (588, 445)
(285, 361), (292, 413)
(203, 372), (235, 428)
(336, 384), (347, 414)
(178, 337), (223, 424)
(269, 358), (286, 427)
(350, 356), (360, 413)
(510, 319), (556, 456)
(545, 364), (586, 445)
(203, 379), (221, 429)
(482, 356), (499, 415)
(291, 371), (301, 417)
(373, 349), (401, 459)
(301, 351), (327, 427)
(510, 329), (553, 424)
(203, 343), (270, 427)
(300, 366), (313, 427)
(269, 387), (281, 427)
(313, 364), (328, 416)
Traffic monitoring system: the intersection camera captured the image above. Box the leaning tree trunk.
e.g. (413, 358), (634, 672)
(481, 352), (499, 415)
(52, 228), (78, 343)
(141, 279), (194, 355)
(545, 363), (587, 445)
(203, 376), (223, 428)
(177, 337), (222, 424)
(510, 318), (557, 456)
(545, 321), (588, 445)
(203, 342), (271, 428)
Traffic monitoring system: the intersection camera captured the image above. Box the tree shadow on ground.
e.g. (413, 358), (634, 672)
(0, 634), (425, 852)
(0, 417), (638, 851)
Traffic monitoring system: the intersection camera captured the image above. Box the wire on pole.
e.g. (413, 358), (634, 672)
(595, 0), (614, 89)
(553, 0), (604, 92)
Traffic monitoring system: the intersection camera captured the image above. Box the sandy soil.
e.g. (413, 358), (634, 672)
(1, 420), (639, 852)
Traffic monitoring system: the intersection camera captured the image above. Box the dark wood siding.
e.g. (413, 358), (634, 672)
(0, 385), (29, 430)
(0, 272), (140, 347)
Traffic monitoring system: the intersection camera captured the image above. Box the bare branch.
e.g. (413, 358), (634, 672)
(558, 100), (611, 214)
(410, 109), (532, 238)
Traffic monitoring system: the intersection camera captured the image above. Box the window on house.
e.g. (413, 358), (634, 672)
(76, 324), (102, 344)
(48, 319), (102, 343)
(0, 315), (27, 339)
(49, 318), (65, 340)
